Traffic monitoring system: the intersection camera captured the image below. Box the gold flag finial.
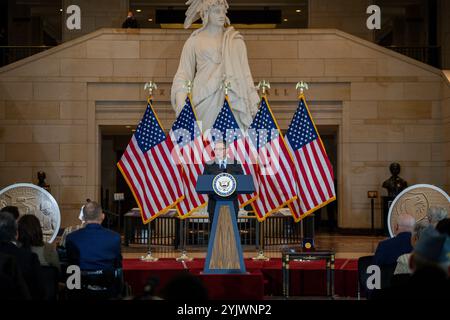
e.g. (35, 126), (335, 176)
(144, 81), (158, 98)
(222, 75), (231, 96)
(183, 80), (193, 95)
(257, 80), (271, 96)
(296, 81), (309, 95)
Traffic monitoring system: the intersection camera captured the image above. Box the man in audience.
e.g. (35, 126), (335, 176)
(0, 212), (44, 299)
(66, 201), (122, 270)
(0, 206), (20, 221)
(374, 214), (415, 265)
(375, 226), (449, 299)
(427, 206), (448, 227)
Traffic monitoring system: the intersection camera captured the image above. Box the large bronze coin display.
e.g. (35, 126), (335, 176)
(0, 183), (60, 243)
(387, 184), (449, 237)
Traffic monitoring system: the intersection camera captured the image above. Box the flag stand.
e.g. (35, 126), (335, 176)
(176, 218), (193, 261)
(175, 80), (195, 262)
(252, 80), (271, 262)
(136, 81), (158, 262)
(141, 222), (159, 262)
(253, 219), (270, 261)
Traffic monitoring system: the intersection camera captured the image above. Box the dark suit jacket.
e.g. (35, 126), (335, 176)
(373, 232), (413, 266)
(122, 17), (139, 28)
(202, 159), (244, 220)
(0, 242), (44, 299)
(66, 223), (122, 271)
(0, 251), (31, 300)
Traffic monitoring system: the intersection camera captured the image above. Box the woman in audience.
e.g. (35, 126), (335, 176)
(59, 200), (89, 248)
(394, 220), (429, 274)
(427, 206), (448, 227)
(18, 214), (60, 271)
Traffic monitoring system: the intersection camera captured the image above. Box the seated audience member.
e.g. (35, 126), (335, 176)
(374, 214), (415, 266)
(18, 214), (60, 271)
(375, 227), (450, 299)
(0, 206), (20, 221)
(0, 212), (44, 299)
(160, 273), (208, 301)
(59, 200), (89, 248)
(427, 206), (448, 227)
(66, 201), (122, 271)
(394, 220), (429, 274)
(0, 252), (30, 300)
(436, 218), (450, 236)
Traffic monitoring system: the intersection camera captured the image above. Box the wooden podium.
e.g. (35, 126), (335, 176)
(196, 174), (255, 274)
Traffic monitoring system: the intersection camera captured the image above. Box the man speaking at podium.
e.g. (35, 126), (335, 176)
(203, 141), (243, 224)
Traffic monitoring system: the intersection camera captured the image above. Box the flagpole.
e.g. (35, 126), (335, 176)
(296, 81), (309, 239)
(140, 81), (159, 262)
(176, 80), (194, 262)
(252, 80), (271, 261)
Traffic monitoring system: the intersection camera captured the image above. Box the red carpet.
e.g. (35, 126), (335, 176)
(123, 258), (358, 299)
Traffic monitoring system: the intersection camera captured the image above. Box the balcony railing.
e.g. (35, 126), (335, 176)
(384, 46), (441, 68)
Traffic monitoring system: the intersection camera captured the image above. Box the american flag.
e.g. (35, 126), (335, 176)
(208, 98), (257, 207)
(248, 96), (298, 220)
(117, 100), (184, 223)
(170, 97), (208, 217)
(286, 96), (336, 221)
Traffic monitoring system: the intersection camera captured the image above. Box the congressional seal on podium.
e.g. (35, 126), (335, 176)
(212, 173), (237, 197)
(387, 184), (450, 237)
(0, 183), (60, 243)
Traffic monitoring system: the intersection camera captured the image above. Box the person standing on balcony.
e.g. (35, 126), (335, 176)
(122, 11), (139, 29)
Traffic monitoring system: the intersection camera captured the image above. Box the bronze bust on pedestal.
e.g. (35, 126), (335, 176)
(381, 163), (408, 235)
(37, 171), (51, 193)
(382, 163), (408, 198)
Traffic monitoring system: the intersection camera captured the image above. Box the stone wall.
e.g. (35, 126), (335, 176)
(443, 71), (450, 193)
(61, 0), (129, 42)
(55, 0), (449, 68)
(0, 28), (447, 229)
(440, 0), (450, 69)
(309, 0), (374, 41)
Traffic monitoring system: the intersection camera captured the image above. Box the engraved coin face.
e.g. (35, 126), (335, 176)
(212, 173), (237, 197)
(0, 183), (60, 243)
(388, 184), (450, 237)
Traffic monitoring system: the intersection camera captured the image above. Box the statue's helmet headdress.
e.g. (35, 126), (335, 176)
(184, 0), (230, 29)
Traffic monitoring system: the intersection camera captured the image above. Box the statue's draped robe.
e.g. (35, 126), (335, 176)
(171, 27), (259, 131)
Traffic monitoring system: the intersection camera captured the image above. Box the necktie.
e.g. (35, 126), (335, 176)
(221, 161), (226, 170)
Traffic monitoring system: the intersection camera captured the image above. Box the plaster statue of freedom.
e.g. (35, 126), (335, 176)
(171, 0), (260, 131)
